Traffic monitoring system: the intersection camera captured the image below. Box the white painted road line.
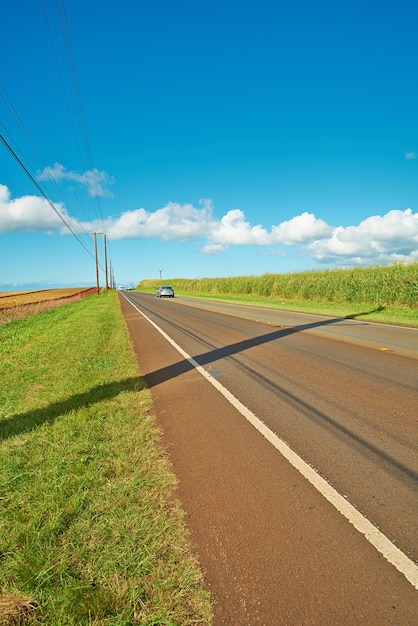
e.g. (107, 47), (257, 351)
(126, 295), (418, 590)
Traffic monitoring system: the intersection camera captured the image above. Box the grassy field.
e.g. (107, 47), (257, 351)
(0, 291), (212, 625)
(138, 263), (418, 327)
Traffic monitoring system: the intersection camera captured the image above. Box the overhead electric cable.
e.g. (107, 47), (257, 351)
(0, 89), (91, 234)
(0, 132), (99, 264)
(55, 0), (106, 226)
(39, 0), (87, 174)
(1, 45), (93, 223)
(56, 0), (94, 169)
(1, 3), (108, 279)
(40, 0), (107, 232)
(1, 45), (59, 164)
(0, 82), (47, 174)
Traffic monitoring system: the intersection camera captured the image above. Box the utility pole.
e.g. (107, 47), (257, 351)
(159, 268), (162, 279)
(103, 234), (109, 289)
(109, 261), (114, 289)
(90, 232), (103, 294)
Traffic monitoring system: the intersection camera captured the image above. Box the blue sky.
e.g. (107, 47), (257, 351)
(1, 0), (417, 290)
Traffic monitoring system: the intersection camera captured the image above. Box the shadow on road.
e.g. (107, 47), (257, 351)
(144, 314), (343, 388)
(141, 311), (417, 485)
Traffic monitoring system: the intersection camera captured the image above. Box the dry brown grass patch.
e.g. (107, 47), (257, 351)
(0, 590), (37, 625)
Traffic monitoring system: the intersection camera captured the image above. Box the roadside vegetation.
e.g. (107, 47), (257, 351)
(138, 263), (418, 327)
(0, 291), (212, 625)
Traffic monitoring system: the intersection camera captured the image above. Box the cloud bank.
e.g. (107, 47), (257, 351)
(1, 183), (417, 267)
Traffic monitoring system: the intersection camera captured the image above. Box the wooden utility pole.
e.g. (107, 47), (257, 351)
(90, 232), (103, 294)
(103, 234), (109, 289)
(109, 261), (115, 289)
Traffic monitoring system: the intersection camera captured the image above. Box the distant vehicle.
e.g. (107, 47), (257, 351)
(118, 286), (124, 290)
(156, 285), (174, 298)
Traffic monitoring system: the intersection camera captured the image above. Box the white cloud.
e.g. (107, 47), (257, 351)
(306, 209), (418, 265)
(201, 242), (227, 255)
(207, 209), (270, 247)
(1, 182), (417, 267)
(405, 152), (416, 160)
(102, 200), (215, 240)
(38, 162), (115, 197)
(270, 212), (332, 245)
(0, 183), (69, 234)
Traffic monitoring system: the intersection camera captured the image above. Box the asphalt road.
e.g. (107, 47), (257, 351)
(119, 292), (418, 625)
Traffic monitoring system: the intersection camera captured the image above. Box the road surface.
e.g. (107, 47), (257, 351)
(119, 292), (418, 625)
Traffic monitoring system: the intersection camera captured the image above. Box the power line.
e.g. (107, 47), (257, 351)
(0, 93), (92, 234)
(1, 44), (94, 224)
(0, 132), (96, 262)
(56, 0), (92, 168)
(1, 2), (111, 281)
(39, 0), (105, 226)
(1, 45), (59, 167)
(40, 0), (86, 174)
(54, 0), (106, 225)
(1, 46), (89, 224)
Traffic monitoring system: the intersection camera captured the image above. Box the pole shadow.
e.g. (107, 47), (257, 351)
(143, 310), (417, 486)
(144, 314), (345, 388)
(0, 377), (144, 443)
(346, 306), (385, 319)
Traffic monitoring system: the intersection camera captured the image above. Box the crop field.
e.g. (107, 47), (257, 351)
(138, 263), (418, 326)
(0, 287), (96, 309)
(139, 263), (418, 307)
(0, 288), (98, 324)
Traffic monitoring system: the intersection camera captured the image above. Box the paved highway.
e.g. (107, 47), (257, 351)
(120, 292), (417, 625)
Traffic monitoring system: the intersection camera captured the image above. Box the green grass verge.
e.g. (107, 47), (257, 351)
(0, 291), (213, 625)
(137, 288), (418, 327)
